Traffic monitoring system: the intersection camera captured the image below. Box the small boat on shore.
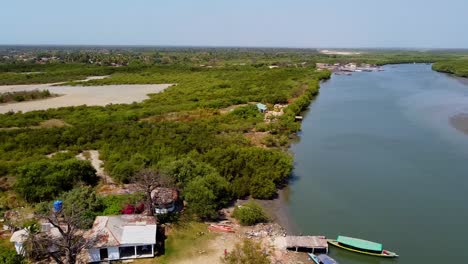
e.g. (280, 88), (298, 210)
(328, 236), (398, 258)
(307, 253), (320, 264)
(308, 253), (339, 264)
(317, 254), (339, 264)
(208, 224), (235, 233)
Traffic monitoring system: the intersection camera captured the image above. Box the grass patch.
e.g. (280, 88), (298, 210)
(149, 222), (217, 264)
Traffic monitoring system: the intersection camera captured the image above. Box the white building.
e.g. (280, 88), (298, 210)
(85, 215), (157, 263)
(10, 222), (60, 255)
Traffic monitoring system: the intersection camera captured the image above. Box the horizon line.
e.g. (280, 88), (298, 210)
(1, 43), (468, 51)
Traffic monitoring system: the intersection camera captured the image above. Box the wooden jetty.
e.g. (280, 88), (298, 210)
(282, 236), (328, 253)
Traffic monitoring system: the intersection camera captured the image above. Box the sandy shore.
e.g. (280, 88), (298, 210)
(450, 113), (468, 135)
(0, 83), (172, 113)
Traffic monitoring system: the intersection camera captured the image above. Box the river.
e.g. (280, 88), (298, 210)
(286, 64), (468, 264)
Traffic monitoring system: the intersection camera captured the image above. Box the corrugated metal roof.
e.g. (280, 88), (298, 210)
(337, 236), (382, 252)
(86, 215), (157, 248)
(121, 226), (156, 244)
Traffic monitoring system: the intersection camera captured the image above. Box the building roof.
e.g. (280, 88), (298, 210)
(151, 187), (178, 205)
(86, 215), (157, 248)
(10, 229), (29, 243)
(337, 236), (382, 252)
(284, 236), (328, 249)
(10, 223), (62, 243)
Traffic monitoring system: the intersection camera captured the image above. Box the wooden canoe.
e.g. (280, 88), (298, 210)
(328, 240), (398, 258)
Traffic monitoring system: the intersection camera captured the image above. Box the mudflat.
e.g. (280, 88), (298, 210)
(450, 113), (468, 134)
(0, 83), (172, 113)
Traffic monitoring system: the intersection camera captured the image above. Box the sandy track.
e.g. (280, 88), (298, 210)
(0, 83), (172, 113)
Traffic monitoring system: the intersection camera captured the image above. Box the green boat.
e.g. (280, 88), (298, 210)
(327, 235), (398, 258)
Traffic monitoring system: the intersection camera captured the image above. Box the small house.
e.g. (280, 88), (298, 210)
(10, 222), (61, 255)
(85, 215), (157, 262)
(256, 103), (267, 113)
(151, 187), (178, 215)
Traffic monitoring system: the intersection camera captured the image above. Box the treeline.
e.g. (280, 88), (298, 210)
(432, 60), (468, 77)
(0, 89), (56, 104)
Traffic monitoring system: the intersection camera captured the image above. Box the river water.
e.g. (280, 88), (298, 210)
(286, 64), (468, 264)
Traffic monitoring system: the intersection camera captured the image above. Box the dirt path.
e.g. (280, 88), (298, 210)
(76, 150), (134, 195)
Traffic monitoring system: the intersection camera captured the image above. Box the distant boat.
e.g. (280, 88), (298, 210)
(328, 236), (398, 258)
(317, 254), (339, 264)
(307, 253), (320, 264)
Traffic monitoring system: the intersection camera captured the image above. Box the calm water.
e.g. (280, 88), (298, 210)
(287, 64), (468, 264)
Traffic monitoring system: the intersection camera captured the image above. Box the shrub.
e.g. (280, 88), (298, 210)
(0, 247), (25, 264)
(222, 239), (270, 264)
(232, 201), (268, 226)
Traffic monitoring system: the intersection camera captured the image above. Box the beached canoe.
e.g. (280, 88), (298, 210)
(208, 224), (235, 233)
(317, 254), (339, 264)
(328, 236), (398, 258)
(307, 253), (320, 264)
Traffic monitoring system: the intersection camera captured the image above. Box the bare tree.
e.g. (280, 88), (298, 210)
(22, 207), (96, 264)
(132, 168), (174, 216)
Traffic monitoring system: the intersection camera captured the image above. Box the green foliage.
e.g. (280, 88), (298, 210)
(0, 89), (55, 104)
(183, 174), (230, 219)
(59, 186), (103, 229)
(433, 60), (468, 77)
(14, 158), (98, 202)
(223, 239), (270, 264)
(232, 202), (268, 226)
(203, 146), (293, 199)
(164, 157), (218, 188)
(0, 247), (25, 264)
(0, 53), (331, 214)
(99, 193), (144, 215)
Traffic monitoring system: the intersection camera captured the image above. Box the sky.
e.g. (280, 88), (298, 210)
(1, 0), (468, 48)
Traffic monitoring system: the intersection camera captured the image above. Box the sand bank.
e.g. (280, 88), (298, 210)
(450, 113), (468, 135)
(0, 83), (172, 113)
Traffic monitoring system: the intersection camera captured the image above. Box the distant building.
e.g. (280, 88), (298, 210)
(151, 187), (178, 215)
(256, 103), (268, 113)
(85, 215), (157, 262)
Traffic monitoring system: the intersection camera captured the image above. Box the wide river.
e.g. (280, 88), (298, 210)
(286, 64), (468, 264)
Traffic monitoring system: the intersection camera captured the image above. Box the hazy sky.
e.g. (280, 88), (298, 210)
(2, 0), (468, 48)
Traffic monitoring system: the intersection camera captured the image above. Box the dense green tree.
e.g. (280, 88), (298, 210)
(59, 186), (103, 229)
(14, 159), (98, 202)
(184, 174), (230, 219)
(164, 157), (218, 187)
(232, 201), (268, 226)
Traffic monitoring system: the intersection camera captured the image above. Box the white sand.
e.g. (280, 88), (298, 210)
(0, 83), (172, 113)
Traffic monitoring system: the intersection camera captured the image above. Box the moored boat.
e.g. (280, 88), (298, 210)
(307, 253), (320, 264)
(327, 236), (398, 257)
(317, 254), (339, 264)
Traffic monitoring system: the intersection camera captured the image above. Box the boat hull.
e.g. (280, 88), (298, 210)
(327, 240), (398, 258)
(307, 253), (320, 264)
